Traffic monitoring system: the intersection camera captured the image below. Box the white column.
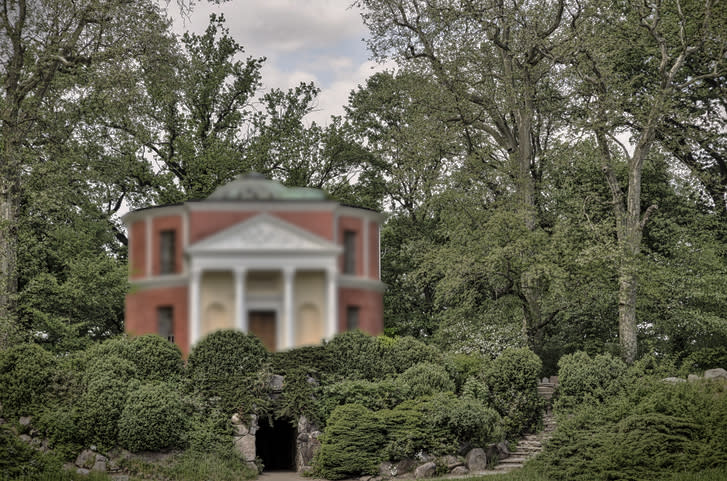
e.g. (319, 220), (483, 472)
(282, 268), (295, 350)
(363, 219), (370, 278)
(326, 266), (337, 339)
(189, 269), (201, 346)
(145, 216), (152, 277)
(234, 268), (247, 333)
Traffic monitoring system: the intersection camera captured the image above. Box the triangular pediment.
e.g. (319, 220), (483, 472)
(187, 214), (341, 254)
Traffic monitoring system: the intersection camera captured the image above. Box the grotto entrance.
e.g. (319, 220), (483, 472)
(256, 416), (297, 471)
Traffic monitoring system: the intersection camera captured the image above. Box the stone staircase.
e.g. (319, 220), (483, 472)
(493, 379), (558, 473)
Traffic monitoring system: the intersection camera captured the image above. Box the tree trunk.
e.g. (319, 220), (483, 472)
(0, 137), (20, 322)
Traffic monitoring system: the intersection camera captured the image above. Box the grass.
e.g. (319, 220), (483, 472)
(464, 464), (727, 481)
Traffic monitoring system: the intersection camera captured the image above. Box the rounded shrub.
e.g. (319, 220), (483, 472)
(313, 403), (385, 479)
(324, 330), (388, 381)
(80, 370), (135, 448)
(270, 344), (330, 377)
(129, 334), (184, 381)
(444, 352), (488, 393)
(321, 379), (405, 420)
(423, 392), (502, 450)
(381, 336), (443, 374)
(396, 362), (455, 399)
(186, 329), (269, 413)
(484, 347), (543, 438)
(0, 343), (57, 417)
(557, 351), (627, 409)
(118, 382), (187, 452)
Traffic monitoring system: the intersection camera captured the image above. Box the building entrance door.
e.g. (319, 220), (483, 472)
(249, 310), (276, 351)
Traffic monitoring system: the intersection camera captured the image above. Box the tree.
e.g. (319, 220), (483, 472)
(0, 0), (178, 324)
(568, 0), (727, 362)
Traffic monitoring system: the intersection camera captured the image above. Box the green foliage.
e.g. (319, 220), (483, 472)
(378, 400), (430, 460)
(128, 335), (184, 382)
(321, 379), (405, 420)
(556, 351), (627, 409)
(323, 330), (388, 381)
(0, 426), (66, 480)
(534, 377), (727, 481)
(275, 368), (321, 425)
(118, 382), (187, 452)
(680, 347), (727, 375)
(396, 362), (455, 398)
(0, 343), (57, 417)
(381, 336), (443, 374)
(35, 405), (84, 459)
(313, 404), (385, 479)
(79, 360), (136, 448)
(482, 348), (543, 438)
(186, 330), (269, 413)
(421, 393), (502, 452)
(444, 352), (488, 393)
(270, 344), (330, 377)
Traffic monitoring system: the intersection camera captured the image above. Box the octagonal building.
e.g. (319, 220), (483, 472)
(123, 173), (385, 355)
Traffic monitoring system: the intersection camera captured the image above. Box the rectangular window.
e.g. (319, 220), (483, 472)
(160, 230), (176, 274)
(157, 306), (174, 342)
(343, 230), (357, 274)
(346, 306), (360, 331)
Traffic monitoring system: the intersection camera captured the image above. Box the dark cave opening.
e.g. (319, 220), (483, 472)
(255, 417), (297, 471)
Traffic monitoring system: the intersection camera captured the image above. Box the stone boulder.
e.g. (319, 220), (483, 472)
(451, 466), (469, 475)
(414, 461), (436, 479)
(704, 368), (727, 380)
(465, 448), (487, 472)
(396, 458), (417, 475)
(662, 377), (686, 384)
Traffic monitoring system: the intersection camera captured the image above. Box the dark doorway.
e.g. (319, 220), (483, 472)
(249, 310), (277, 351)
(256, 417), (296, 471)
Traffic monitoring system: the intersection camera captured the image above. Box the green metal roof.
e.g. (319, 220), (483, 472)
(208, 173), (327, 201)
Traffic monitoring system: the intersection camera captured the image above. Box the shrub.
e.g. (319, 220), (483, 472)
(324, 330), (389, 381)
(186, 330), (269, 413)
(533, 377), (727, 481)
(270, 344), (330, 377)
(557, 351), (627, 409)
(378, 400), (430, 460)
(85, 334), (182, 382)
(396, 362), (455, 399)
(0, 343), (57, 417)
(444, 352), (488, 393)
(680, 346), (727, 375)
(275, 367), (321, 424)
(118, 382), (187, 452)
(129, 334), (184, 381)
(79, 362), (136, 448)
(35, 404), (84, 458)
(313, 403), (385, 479)
(321, 379), (405, 421)
(484, 347), (543, 438)
(422, 393), (502, 450)
(381, 336), (443, 374)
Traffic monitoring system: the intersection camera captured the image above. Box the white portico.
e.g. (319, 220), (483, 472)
(185, 214), (341, 351)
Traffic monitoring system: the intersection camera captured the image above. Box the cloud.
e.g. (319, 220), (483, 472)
(178, 1), (395, 126)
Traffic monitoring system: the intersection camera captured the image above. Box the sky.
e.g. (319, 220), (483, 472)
(175, 0), (394, 125)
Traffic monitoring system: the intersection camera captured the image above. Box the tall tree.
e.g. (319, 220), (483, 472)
(0, 0), (176, 323)
(569, 0), (727, 362)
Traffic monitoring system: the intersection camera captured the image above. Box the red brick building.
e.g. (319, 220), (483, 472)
(123, 174), (385, 356)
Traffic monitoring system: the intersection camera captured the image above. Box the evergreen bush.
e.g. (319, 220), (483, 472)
(118, 382), (187, 452)
(396, 362), (455, 398)
(444, 352), (488, 393)
(313, 403), (385, 479)
(270, 344), (330, 377)
(321, 379), (405, 420)
(0, 343), (57, 417)
(422, 393), (502, 449)
(484, 347), (543, 438)
(324, 330), (389, 381)
(533, 377), (727, 481)
(556, 351), (627, 409)
(680, 346), (727, 375)
(186, 330), (269, 413)
(381, 336), (443, 374)
(129, 334), (184, 381)
(79, 359), (136, 448)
